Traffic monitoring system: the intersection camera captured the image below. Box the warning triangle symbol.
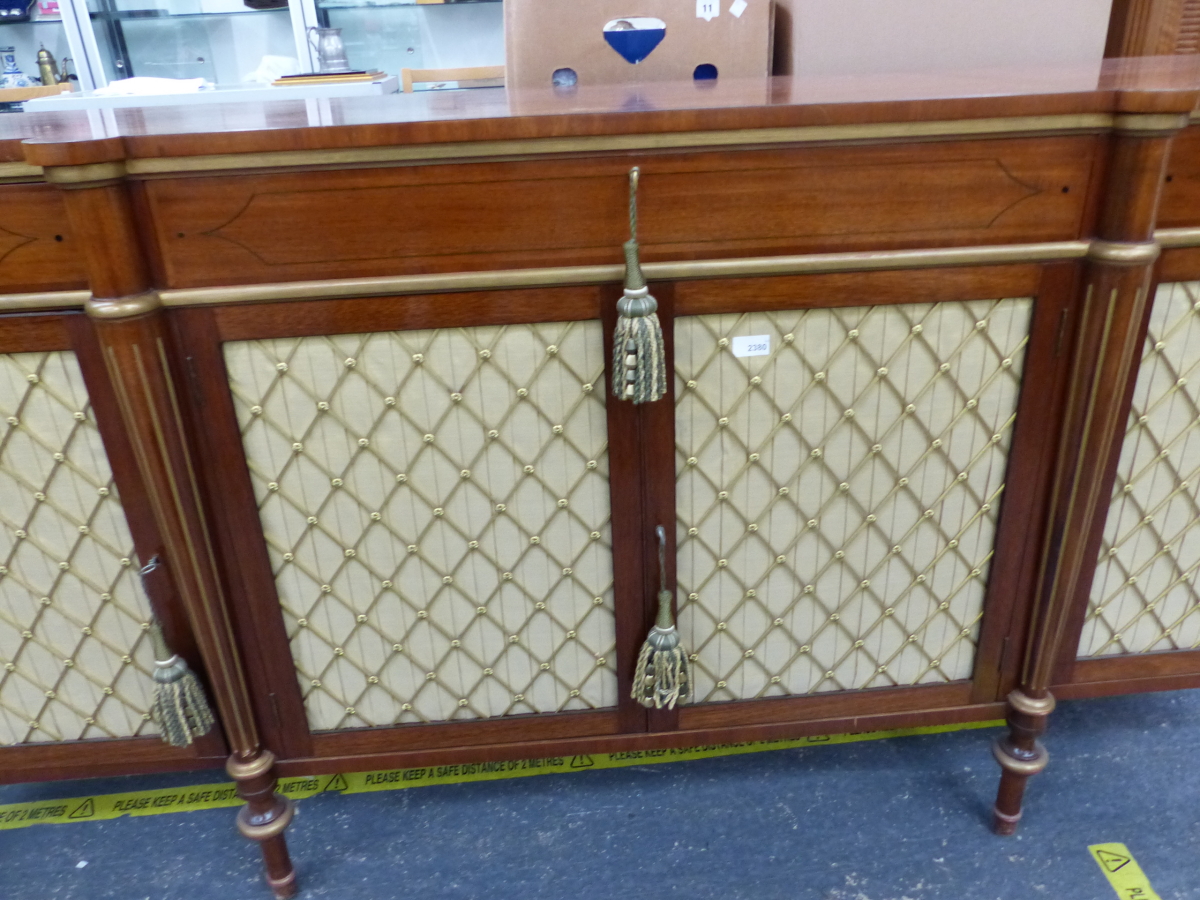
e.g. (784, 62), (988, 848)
(69, 799), (95, 820)
(323, 774), (349, 793)
(1095, 849), (1131, 873)
(569, 755), (594, 769)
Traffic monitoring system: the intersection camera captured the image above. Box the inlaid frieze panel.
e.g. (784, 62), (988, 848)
(0, 350), (158, 744)
(1082, 282), (1200, 657)
(0, 184), (86, 294)
(675, 298), (1032, 702)
(146, 136), (1092, 288)
(224, 321), (616, 730)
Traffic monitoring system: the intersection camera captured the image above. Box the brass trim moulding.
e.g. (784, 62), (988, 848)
(0, 161), (44, 184)
(126, 114), (1115, 177)
(0, 289), (89, 311)
(1112, 112), (1192, 134)
(1087, 239), (1161, 266)
(85, 290), (163, 319)
(42, 161), (128, 188)
(160, 241), (1091, 308)
(1156, 227), (1200, 248)
(162, 265), (624, 307)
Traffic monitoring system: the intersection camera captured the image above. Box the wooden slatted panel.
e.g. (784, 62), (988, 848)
(1176, 0), (1200, 52)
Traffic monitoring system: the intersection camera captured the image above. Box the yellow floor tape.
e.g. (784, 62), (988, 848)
(1089, 843), (1162, 900)
(0, 719), (1001, 831)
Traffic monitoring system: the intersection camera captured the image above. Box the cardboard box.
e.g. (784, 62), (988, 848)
(505, 0), (772, 90)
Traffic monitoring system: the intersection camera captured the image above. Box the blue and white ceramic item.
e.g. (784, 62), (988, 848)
(0, 49), (38, 89)
(602, 18), (666, 65)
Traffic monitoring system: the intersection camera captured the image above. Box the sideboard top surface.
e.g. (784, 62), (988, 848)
(5, 56), (1200, 166)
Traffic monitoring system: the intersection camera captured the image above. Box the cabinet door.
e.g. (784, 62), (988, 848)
(666, 266), (1070, 732)
(179, 287), (638, 766)
(0, 313), (225, 780)
(1069, 280), (1200, 689)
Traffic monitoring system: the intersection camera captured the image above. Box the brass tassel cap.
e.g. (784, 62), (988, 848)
(150, 618), (216, 747)
(613, 167), (667, 404)
(140, 556), (217, 748)
(631, 526), (691, 709)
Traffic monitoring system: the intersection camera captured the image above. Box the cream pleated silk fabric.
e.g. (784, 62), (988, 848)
(1083, 282), (1200, 657)
(0, 350), (157, 744)
(675, 298), (1032, 701)
(226, 322), (617, 730)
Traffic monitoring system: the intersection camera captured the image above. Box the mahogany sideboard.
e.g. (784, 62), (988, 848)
(3, 59), (1200, 895)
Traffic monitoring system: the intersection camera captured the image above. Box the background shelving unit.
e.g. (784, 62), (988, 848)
(2, 0), (504, 100)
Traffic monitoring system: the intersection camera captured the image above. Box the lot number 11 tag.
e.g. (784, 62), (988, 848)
(732, 335), (770, 358)
(697, 0), (718, 20)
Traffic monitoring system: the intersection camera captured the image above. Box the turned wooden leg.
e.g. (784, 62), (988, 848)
(228, 751), (297, 898)
(33, 146), (310, 899)
(991, 689), (1055, 835)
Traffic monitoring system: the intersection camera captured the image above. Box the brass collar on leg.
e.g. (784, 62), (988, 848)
(992, 737), (1050, 776)
(1007, 689), (1057, 717)
(236, 800), (296, 842)
(226, 748), (277, 782)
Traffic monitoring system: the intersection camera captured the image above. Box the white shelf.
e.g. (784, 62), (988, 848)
(24, 72), (397, 107)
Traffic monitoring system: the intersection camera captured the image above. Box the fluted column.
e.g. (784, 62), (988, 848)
(991, 110), (1189, 835)
(26, 141), (296, 897)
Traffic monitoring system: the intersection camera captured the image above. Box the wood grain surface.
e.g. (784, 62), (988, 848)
(139, 137), (1095, 289)
(9, 57), (1200, 167)
(0, 183), (85, 293)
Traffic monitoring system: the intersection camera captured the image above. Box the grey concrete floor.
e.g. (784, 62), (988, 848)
(0, 688), (1196, 900)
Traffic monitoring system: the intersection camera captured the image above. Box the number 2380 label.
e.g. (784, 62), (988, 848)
(732, 335), (771, 358)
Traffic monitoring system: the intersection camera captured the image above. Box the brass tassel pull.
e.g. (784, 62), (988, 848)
(631, 525), (690, 709)
(141, 557), (216, 747)
(612, 166), (667, 404)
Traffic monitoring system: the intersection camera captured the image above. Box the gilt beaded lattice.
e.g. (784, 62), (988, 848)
(0, 351), (158, 745)
(225, 322), (616, 730)
(1082, 281), (1200, 657)
(675, 298), (1032, 701)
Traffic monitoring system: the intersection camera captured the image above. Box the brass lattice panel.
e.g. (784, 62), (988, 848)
(225, 322), (616, 730)
(0, 351), (158, 744)
(1082, 282), (1200, 656)
(675, 299), (1032, 701)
